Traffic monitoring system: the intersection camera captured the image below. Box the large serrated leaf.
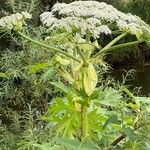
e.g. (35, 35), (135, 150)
(50, 81), (70, 93)
(57, 138), (99, 150)
(99, 87), (122, 106)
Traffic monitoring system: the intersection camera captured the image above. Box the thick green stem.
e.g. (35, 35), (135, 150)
(17, 31), (81, 63)
(76, 46), (89, 67)
(81, 105), (88, 140)
(93, 32), (128, 58)
(99, 40), (141, 54)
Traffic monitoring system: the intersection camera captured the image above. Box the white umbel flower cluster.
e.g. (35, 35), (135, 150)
(0, 11), (32, 31)
(40, 1), (150, 39)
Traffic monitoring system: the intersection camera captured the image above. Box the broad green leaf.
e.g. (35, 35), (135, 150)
(27, 62), (49, 75)
(58, 138), (99, 150)
(58, 138), (80, 150)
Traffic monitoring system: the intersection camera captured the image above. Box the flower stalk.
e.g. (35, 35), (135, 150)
(76, 46), (89, 67)
(93, 32), (128, 58)
(17, 31), (81, 63)
(81, 105), (88, 140)
(101, 40), (141, 53)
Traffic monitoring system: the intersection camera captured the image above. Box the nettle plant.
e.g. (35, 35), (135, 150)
(1, 1), (150, 149)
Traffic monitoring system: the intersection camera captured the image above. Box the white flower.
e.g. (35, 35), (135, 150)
(52, 3), (68, 13)
(13, 13), (23, 20)
(98, 25), (112, 35)
(117, 20), (129, 31)
(21, 11), (32, 19)
(40, 1), (150, 39)
(86, 18), (101, 26)
(40, 12), (53, 21)
(93, 25), (111, 38)
(0, 12), (32, 31)
(39, 12), (58, 27)
(128, 23), (143, 35)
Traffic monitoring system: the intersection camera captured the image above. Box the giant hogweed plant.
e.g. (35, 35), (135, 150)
(1, 1), (150, 149)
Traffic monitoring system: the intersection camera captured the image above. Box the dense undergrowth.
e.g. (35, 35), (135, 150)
(0, 0), (150, 150)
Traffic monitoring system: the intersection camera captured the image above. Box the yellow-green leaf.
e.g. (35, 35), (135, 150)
(27, 62), (49, 75)
(58, 69), (74, 83)
(56, 55), (70, 66)
(83, 63), (98, 96)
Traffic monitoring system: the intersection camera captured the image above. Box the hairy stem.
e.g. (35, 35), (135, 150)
(76, 46), (89, 67)
(17, 31), (81, 63)
(93, 32), (128, 58)
(81, 105), (88, 140)
(99, 40), (141, 54)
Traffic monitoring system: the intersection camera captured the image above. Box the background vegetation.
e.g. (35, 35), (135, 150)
(0, 0), (150, 149)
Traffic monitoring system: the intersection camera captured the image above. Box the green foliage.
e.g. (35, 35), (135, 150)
(57, 138), (100, 150)
(0, 1), (150, 150)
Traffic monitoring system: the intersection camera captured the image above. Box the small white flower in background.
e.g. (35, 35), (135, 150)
(40, 1), (150, 39)
(0, 12), (32, 31)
